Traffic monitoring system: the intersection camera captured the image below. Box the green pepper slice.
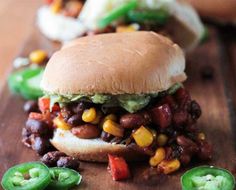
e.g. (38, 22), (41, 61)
(98, 0), (137, 29)
(126, 9), (170, 25)
(47, 167), (82, 190)
(8, 67), (44, 100)
(181, 166), (235, 190)
(1, 162), (51, 190)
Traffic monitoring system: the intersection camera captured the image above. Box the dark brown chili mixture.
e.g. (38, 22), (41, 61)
(22, 87), (213, 174)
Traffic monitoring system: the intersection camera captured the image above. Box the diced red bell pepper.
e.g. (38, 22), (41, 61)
(108, 154), (130, 181)
(38, 97), (60, 113)
(29, 112), (44, 120)
(38, 97), (50, 113)
(52, 103), (61, 112)
(151, 104), (172, 128)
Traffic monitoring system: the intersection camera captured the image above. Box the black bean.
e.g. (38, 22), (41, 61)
(57, 157), (80, 170)
(25, 119), (51, 136)
(32, 137), (52, 156)
(41, 151), (66, 167)
(190, 100), (202, 120)
(60, 107), (73, 121)
(67, 114), (83, 126)
(23, 101), (39, 113)
(101, 131), (113, 142)
(72, 102), (86, 114)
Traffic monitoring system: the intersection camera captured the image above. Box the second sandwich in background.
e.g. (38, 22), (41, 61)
(38, 0), (205, 51)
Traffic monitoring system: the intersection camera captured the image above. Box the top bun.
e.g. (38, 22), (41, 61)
(41, 32), (186, 95)
(186, 0), (236, 23)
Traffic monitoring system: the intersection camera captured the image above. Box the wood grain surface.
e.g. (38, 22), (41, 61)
(0, 23), (236, 190)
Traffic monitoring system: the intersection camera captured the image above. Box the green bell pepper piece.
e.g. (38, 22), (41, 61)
(98, 0), (138, 29)
(126, 9), (169, 25)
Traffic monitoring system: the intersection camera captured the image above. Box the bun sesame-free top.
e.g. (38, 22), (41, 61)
(41, 32), (186, 95)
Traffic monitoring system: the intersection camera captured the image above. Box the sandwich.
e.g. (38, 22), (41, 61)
(38, 0), (204, 51)
(23, 32), (212, 174)
(186, 0), (236, 24)
(37, 0), (86, 42)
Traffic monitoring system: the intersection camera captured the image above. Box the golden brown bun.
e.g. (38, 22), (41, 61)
(186, 0), (236, 23)
(41, 32), (186, 95)
(51, 129), (148, 162)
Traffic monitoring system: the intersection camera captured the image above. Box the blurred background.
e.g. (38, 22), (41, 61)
(0, 1), (41, 90)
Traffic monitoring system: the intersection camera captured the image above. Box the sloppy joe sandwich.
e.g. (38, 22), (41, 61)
(23, 32), (212, 175)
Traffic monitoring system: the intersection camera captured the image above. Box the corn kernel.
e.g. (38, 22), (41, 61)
(29, 50), (47, 64)
(132, 126), (154, 148)
(104, 114), (117, 122)
(91, 111), (102, 125)
(51, 0), (62, 13)
(53, 116), (71, 130)
(157, 134), (168, 147)
(103, 119), (124, 137)
(149, 148), (166, 167)
(82, 108), (97, 123)
(198, 132), (206, 140)
(158, 159), (181, 174)
(99, 114), (117, 128)
(116, 24), (140, 33)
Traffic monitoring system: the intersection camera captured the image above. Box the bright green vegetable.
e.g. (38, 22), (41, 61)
(47, 167), (82, 190)
(181, 166), (235, 190)
(8, 67), (44, 100)
(1, 162), (51, 190)
(126, 9), (170, 25)
(98, 0), (138, 29)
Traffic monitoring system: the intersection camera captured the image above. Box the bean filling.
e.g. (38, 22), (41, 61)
(22, 87), (213, 174)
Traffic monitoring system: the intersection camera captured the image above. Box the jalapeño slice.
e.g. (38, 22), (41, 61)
(8, 67), (44, 100)
(181, 166), (235, 190)
(47, 167), (82, 190)
(1, 162), (51, 190)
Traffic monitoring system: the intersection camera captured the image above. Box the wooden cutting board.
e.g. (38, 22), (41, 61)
(0, 26), (236, 190)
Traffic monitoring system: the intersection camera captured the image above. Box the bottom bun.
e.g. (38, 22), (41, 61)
(51, 129), (148, 162)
